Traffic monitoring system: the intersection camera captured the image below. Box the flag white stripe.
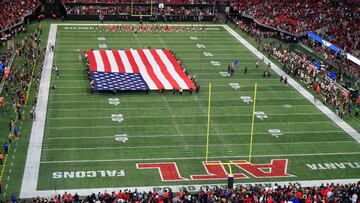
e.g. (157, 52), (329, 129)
(130, 50), (158, 90)
(118, 50), (133, 73)
(156, 49), (189, 89)
(93, 51), (104, 72)
(143, 49), (173, 89)
(105, 50), (119, 73)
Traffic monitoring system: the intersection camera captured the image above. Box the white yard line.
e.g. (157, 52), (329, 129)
(40, 151), (360, 164)
(222, 25), (360, 143)
(20, 24), (58, 198)
(47, 104), (315, 111)
(45, 121), (336, 130)
(48, 97), (305, 104)
(46, 112), (324, 120)
(44, 130), (347, 140)
(42, 140), (355, 152)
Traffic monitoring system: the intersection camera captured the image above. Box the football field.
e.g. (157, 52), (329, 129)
(20, 23), (360, 198)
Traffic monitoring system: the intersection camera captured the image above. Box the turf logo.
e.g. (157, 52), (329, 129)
(136, 159), (293, 181)
(52, 170), (125, 179)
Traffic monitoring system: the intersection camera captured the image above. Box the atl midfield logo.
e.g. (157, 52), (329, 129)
(137, 159), (293, 181)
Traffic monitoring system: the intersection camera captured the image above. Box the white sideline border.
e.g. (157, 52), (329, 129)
(20, 23), (360, 199)
(20, 24), (57, 198)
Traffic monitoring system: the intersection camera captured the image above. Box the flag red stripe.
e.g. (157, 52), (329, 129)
(137, 50), (164, 89)
(99, 50), (112, 72)
(163, 50), (196, 89)
(112, 50), (125, 73)
(124, 50), (140, 73)
(150, 50), (180, 90)
(87, 51), (97, 72)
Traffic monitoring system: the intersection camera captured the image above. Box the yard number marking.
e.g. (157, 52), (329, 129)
(114, 134), (128, 143)
(211, 61), (221, 66)
(240, 96), (253, 104)
(203, 52), (213, 57)
(190, 37), (198, 40)
(229, 83), (240, 90)
(219, 71), (230, 77)
(108, 98), (120, 106)
(97, 37), (106, 41)
(268, 129), (283, 137)
(196, 44), (206, 49)
(99, 44), (107, 48)
(111, 114), (124, 123)
(255, 112), (268, 120)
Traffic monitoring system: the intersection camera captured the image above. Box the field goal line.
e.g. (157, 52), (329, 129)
(204, 82), (258, 174)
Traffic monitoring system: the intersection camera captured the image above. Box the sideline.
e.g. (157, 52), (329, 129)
(20, 24), (57, 198)
(222, 25), (360, 143)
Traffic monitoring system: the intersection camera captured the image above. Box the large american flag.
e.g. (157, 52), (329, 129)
(87, 49), (196, 91)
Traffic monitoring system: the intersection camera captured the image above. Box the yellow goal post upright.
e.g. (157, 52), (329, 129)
(204, 83), (258, 175)
(130, 0), (154, 17)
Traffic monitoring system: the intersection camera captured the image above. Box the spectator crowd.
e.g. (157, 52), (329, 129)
(14, 181), (359, 203)
(268, 47), (360, 118)
(0, 0), (40, 32)
(65, 5), (213, 16)
(231, 0), (360, 57)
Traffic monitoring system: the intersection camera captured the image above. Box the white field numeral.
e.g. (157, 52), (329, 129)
(240, 96), (253, 104)
(99, 44), (107, 48)
(255, 111), (268, 120)
(211, 61), (221, 66)
(203, 52), (213, 57)
(268, 129), (283, 137)
(108, 98), (120, 106)
(196, 44), (206, 48)
(229, 83), (240, 90)
(114, 134), (128, 143)
(219, 71), (230, 77)
(111, 114), (124, 123)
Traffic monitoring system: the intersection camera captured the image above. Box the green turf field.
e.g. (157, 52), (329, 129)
(18, 23), (360, 196)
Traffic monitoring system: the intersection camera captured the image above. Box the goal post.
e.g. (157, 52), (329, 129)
(204, 83), (258, 166)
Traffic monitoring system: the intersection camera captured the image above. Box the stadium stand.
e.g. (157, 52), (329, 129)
(61, 0), (216, 21)
(0, 0), (40, 32)
(231, 0), (360, 56)
(26, 182), (360, 202)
